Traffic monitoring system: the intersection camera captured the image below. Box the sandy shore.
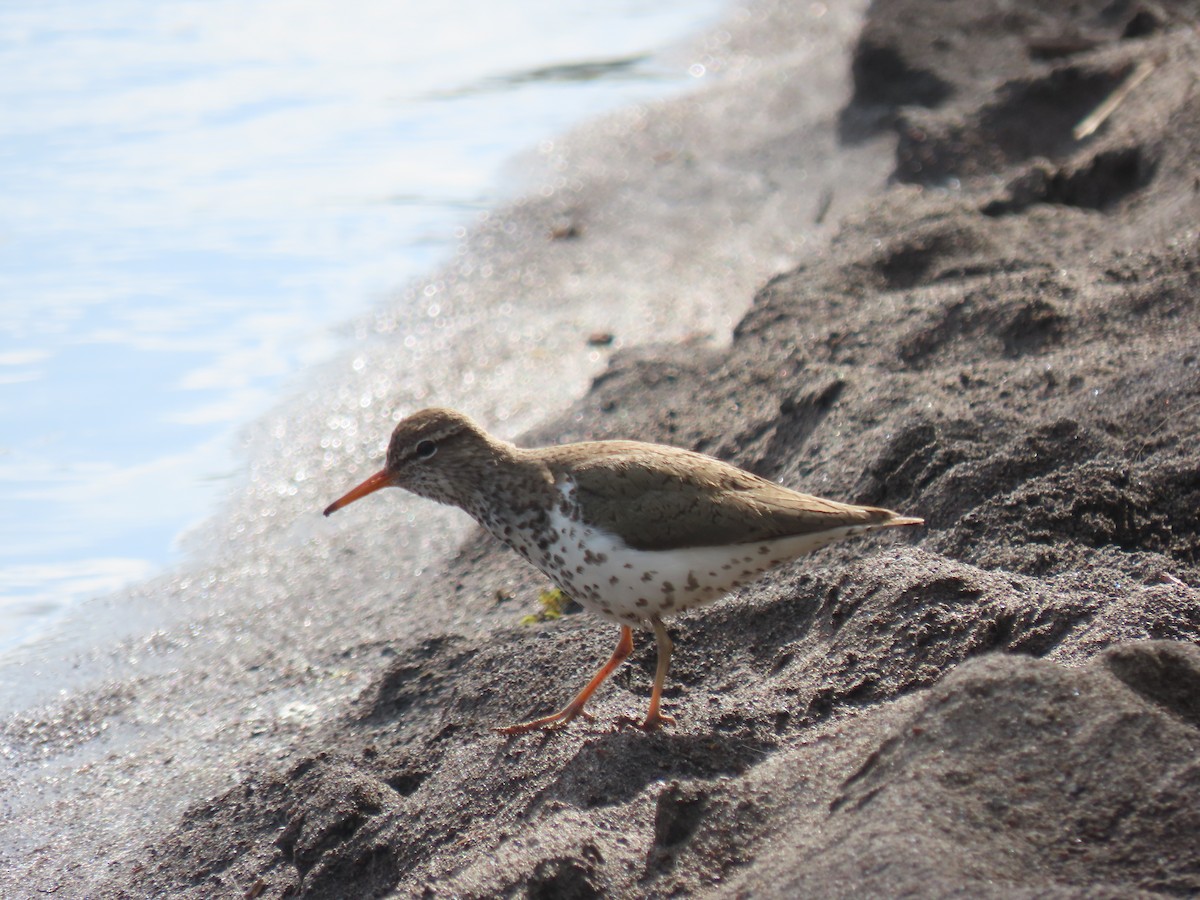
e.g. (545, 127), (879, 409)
(3, 0), (1199, 897)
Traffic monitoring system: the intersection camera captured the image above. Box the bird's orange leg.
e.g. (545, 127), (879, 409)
(639, 617), (676, 730)
(497, 625), (634, 734)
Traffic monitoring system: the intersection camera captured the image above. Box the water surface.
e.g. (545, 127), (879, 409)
(0, 0), (723, 649)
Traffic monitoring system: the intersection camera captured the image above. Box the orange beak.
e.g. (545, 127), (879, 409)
(323, 469), (394, 517)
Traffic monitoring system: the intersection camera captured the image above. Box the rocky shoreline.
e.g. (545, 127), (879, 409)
(4, 1), (1200, 897)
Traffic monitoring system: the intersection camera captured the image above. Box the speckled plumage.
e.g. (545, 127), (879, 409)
(324, 407), (923, 732)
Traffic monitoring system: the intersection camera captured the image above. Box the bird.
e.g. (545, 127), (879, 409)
(323, 407), (923, 733)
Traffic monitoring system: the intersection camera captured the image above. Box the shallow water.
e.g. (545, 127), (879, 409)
(0, 0), (723, 649)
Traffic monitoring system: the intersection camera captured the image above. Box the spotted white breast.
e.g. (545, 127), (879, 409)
(537, 481), (877, 628)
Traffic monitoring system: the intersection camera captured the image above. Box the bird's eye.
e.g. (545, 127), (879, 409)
(415, 439), (437, 460)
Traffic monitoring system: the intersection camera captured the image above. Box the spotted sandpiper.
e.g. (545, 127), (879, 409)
(324, 408), (923, 733)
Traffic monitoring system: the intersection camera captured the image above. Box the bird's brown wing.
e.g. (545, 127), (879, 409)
(558, 442), (901, 552)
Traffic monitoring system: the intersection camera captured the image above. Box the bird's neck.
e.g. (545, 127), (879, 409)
(455, 443), (556, 530)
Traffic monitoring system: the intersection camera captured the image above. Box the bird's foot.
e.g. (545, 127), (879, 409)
(495, 707), (594, 735)
(617, 710), (676, 731)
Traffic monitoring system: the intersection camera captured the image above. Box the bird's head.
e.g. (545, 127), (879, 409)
(323, 407), (499, 516)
